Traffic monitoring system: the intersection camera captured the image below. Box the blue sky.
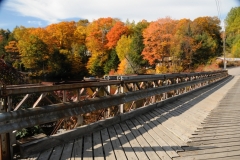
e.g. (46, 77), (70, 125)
(0, 0), (239, 31)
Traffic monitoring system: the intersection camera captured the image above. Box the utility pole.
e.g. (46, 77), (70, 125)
(223, 25), (226, 70)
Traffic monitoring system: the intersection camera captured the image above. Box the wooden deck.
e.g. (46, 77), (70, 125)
(16, 75), (240, 160)
(174, 76), (240, 160)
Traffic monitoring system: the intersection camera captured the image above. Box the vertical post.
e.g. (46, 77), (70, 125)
(76, 89), (83, 126)
(63, 90), (66, 102)
(106, 85), (111, 118)
(151, 82), (156, 104)
(7, 96), (16, 159)
(223, 28), (226, 70)
(0, 97), (10, 160)
(119, 83), (124, 114)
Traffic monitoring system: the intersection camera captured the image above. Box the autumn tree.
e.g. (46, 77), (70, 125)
(86, 17), (116, 76)
(190, 16), (222, 65)
(128, 20), (149, 73)
(142, 17), (177, 66)
(103, 49), (120, 74)
(172, 19), (196, 70)
(0, 29), (14, 62)
(46, 21), (77, 51)
(225, 7), (240, 57)
(116, 35), (136, 74)
(106, 21), (129, 49)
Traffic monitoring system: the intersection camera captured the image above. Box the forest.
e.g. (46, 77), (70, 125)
(0, 7), (240, 82)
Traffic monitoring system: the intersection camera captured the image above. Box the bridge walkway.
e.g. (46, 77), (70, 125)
(17, 75), (239, 160)
(174, 75), (240, 160)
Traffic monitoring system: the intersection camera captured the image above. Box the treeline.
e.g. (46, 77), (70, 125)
(0, 7), (239, 79)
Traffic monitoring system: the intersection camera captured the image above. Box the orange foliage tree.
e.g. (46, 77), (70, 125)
(106, 21), (129, 49)
(46, 21), (77, 51)
(86, 17), (116, 75)
(142, 17), (177, 65)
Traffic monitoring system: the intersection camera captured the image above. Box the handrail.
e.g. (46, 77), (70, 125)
(0, 70), (228, 134)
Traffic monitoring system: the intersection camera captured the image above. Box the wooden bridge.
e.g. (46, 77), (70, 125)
(0, 68), (240, 160)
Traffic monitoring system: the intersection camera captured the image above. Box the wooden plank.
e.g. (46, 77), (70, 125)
(147, 112), (187, 147)
(113, 124), (138, 160)
(93, 131), (104, 160)
(125, 120), (160, 159)
(191, 133), (240, 142)
(201, 123), (240, 129)
(82, 134), (93, 159)
(164, 103), (203, 125)
(152, 109), (191, 142)
(166, 101), (206, 120)
(60, 141), (74, 160)
(143, 113), (184, 152)
(195, 126), (240, 133)
(131, 118), (171, 160)
(101, 128), (116, 160)
(160, 106), (199, 130)
(107, 126), (127, 160)
(156, 108), (195, 134)
(72, 138), (83, 160)
(167, 101), (206, 120)
(179, 145), (240, 157)
(209, 155), (240, 160)
(48, 144), (64, 160)
(26, 153), (40, 160)
(192, 129), (240, 138)
(119, 122), (149, 160)
(188, 137), (240, 146)
(174, 150), (240, 160)
(202, 123), (240, 128)
(37, 148), (52, 160)
(138, 115), (179, 158)
(183, 141), (240, 152)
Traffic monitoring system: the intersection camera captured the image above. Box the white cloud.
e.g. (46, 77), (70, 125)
(27, 20), (42, 26)
(4, 0), (239, 24)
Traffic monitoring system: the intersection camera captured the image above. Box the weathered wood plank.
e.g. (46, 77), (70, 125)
(119, 122), (149, 160)
(188, 137), (240, 146)
(160, 106), (199, 130)
(143, 113), (184, 152)
(82, 134), (93, 159)
(125, 120), (160, 159)
(101, 128), (116, 160)
(48, 144), (64, 160)
(107, 126), (127, 160)
(26, 153), (40, 160)
(155, 108), (195, 135)
(179, 145), (240, 157)
(138, 115), (179, 158)
(152, 109), (191, 142)
(174, 150), (240, 160)
(147, 112), (187, 147)
(72, 138), (83, 160)
(113, 124), (138, 160)
(93, 131), (104, 160)
(131, 118), (171, 160)
(60, 141), (74, 160)
(163, 103), (202, 125)
(182, 141), (240, 152)
(193, 129), (240, 138)
(37, 148), (52, 160)
(191, 133), (240, 142)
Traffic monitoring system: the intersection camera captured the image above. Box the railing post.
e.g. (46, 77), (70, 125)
(119, 83), (124, 114)
(0, 95), (11, 160)
(76, 89), (83, 126)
